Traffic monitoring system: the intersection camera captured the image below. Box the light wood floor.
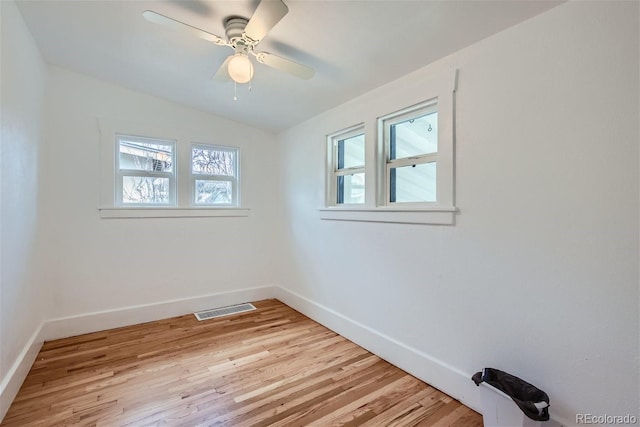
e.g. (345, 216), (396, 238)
(2, 299), (482, 426)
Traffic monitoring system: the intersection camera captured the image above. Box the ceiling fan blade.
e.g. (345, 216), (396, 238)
(213, 56), (232, 81)
(253, 51), (315, 80)
(142, 10), (229, 46)
(243, 0), (289, 42)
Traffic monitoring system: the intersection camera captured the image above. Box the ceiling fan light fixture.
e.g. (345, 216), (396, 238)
(227, 53), (254, 84)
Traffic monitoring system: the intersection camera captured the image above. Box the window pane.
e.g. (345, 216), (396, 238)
(192, 147), (235, 176)
(390, 111), (437, 160)
(195, 180), (232, 205)
(337, 134), (365, 169)
(337, 173), (365, 204)
(390, 163), (436, 203)
(119, 139), (173, 172)
(122, 176), (170, 204)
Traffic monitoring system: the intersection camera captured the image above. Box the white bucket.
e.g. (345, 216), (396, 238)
(479, 382), (544, 427)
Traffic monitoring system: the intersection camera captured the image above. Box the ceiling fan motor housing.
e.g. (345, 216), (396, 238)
(225, 17), (249, 45)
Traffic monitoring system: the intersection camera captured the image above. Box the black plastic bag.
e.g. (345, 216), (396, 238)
(472, 368), (550, 421)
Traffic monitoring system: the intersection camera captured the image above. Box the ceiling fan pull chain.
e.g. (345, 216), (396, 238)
(234, 81), (238, 101)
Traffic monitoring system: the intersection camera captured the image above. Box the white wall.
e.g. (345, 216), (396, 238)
(2, 0), (638, 424)
(0, 0), (51, 418)
(277, 1), (639, 424)
(43, 66), (280, 319)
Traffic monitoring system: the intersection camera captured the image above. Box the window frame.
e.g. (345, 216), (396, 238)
(98, 118), (249, 219)
(380, 100), (438, 207)
(190, 143), (240, 208)
(115, 134), (177, 207)
(326, 124), (366, 207)
(320, 69), (457, 225)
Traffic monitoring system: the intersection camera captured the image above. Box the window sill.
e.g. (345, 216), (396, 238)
(99, 207), (250, 219)
(318, 206), (457, 225)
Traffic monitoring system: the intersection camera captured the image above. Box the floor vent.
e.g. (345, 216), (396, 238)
(194, 303), (256, 321)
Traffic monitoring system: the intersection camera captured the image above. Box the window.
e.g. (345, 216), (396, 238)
(116, 134), (176, 206)
(381, 101), (438, 205)
(320, 69), (457, 225)
(191, 144), (239, 207)
(327, 125), (365, 205)
(99, 119), (249, 218)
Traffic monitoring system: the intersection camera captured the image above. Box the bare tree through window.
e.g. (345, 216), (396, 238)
(192, 146), (237, 205)
(122, 177), (169, 204)
(192, 148), (234, 176)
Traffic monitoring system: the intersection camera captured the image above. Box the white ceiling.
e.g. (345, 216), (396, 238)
(16, 0), (563, 133)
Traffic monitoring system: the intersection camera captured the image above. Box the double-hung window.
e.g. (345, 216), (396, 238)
(100, 118), (248, 218)
(381, 100), (438, 205)
(116, 134), (176, 206)
(191, 144), (239, 207)
(327, 126), (365, 205)
(321, 70), (456, 225)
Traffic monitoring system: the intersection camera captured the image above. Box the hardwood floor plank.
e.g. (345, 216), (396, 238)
(2, 299), (481, 427)
(360, 388), (439, 427)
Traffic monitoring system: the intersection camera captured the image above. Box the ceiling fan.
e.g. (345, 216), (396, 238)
(143, 0), (315, 85)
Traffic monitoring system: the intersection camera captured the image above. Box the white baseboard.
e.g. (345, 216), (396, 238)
(1, 286), (276, 423)
(273, 287), (483, 411)
(0, 321), (46, 422)
(43, 286), (276, 341)
(2, 285), (570, 426)
(273, 287), (570, 427)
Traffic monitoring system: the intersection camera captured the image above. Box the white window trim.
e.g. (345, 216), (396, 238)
(99, 207), (250, 219)
(380, 99), (439, 208)
(191, 143), (240, 208)
(318, 206), (456, 225)
(326, 124), (365, 207)
(98, 118), (248, 219)
(321, 69), (458, 225)
(115, 134), (177, 207)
